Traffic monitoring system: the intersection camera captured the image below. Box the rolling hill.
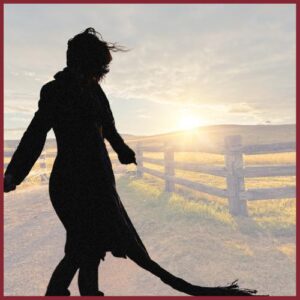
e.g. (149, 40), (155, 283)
(4, 124), (296, 151)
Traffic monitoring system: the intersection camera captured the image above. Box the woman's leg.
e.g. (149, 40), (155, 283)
(78, 255), (103, 296)
(45, 254), (79, 296)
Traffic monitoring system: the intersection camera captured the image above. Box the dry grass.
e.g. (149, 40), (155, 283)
(125, 150), (296, 237)
(4, 145), (296, 236)
(116, 175), (296, 296)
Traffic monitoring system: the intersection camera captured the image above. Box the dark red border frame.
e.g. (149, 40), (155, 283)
(0, 0), (298, 299)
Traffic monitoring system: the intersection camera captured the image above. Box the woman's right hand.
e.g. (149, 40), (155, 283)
(4, 173), (16, 193)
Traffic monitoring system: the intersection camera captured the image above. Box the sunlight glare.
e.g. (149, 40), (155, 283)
(179, 115), (201, 131)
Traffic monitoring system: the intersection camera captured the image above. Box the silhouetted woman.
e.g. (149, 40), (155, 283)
(4, 28), (257, 296)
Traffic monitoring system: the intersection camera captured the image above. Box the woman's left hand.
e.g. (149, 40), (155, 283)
(118, 145), (137, 165)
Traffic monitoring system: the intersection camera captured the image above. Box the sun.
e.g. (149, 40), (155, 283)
(179, 115), (202, 131)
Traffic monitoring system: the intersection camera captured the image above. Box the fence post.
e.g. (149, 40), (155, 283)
(164, 142), (175, 192)
(136, 142), (143, 178)
(224, 135), (248, 216)
(39, 151), (48, 183)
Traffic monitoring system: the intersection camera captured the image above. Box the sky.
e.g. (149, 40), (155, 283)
(4, 4), (296, 140)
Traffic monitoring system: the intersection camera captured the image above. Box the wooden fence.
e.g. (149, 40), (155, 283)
(130, 135), (296, 216)
(4, 135), (296, 216)
(4, 149), (50, 183)
(3, 149), (121, 184)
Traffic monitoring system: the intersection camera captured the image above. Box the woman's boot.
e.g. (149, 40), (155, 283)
(45, 255), (78, 296)
(78, 256), (102, 296)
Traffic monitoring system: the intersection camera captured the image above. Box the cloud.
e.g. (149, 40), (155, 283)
(5, 127), (27, 131)
(24, 71), (35, 77)
(227, 103), (257, 114)
(4, 104), (35, 113)
(4, 4), (296, 137)
(138, 114), (151, 119)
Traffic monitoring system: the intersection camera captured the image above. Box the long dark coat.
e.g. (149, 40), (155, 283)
(5, 67), (149, 263)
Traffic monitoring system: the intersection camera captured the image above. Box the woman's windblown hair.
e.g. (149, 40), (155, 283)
(67, 27), (128, 81)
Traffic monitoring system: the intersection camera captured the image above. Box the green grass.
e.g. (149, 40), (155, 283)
(116, 175), (295, 296)
(127, 175), (295, 236)
(124, 150), (296, 237)
(5, 144), (295, 236)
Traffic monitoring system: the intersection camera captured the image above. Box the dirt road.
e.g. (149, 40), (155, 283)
(4, 183), (181, 296)
(4, 178), (295, 296)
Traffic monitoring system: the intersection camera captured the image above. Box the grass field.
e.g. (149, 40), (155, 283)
(4, 142), (295, 237)
(4, 138), (296, 295)
(125, 150), (296, 237)
(115, 175), (296, 296)
(4, 123), (296, 237)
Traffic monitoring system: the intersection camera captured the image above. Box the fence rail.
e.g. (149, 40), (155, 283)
(242, 142), (296, 155)
(4, 135), (296, 216)
(134, 135), (296, 216)
(4, 150), (50, 183)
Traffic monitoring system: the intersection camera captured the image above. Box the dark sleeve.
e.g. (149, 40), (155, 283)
(4, 83), (56, 185)
(97, 85), (128, 154)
